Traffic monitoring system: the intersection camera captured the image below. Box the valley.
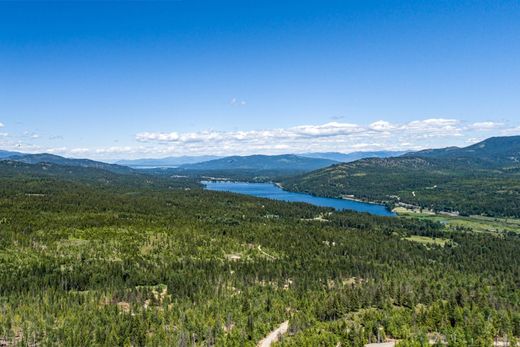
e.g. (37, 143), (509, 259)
(0, 139), (519, 345)
(4, 2), (520, 345)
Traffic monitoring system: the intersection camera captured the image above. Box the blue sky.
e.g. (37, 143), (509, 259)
(1, 0), (520, 159)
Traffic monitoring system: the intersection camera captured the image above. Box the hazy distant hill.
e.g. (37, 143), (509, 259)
(3, 153), (133, 174)
(116, 155), (222, 168)
(282, 136), (520, 217)
(178, 154), (338, 172)
(0, 150), (21, 159)
(300, 151), (407, 162)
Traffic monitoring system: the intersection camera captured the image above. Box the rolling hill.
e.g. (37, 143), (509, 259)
(282, 136), (520, 217)
(2, 153), (134, 174)
(177, 154), (338, 172)
(0, 150), (21, 159)
(404, 135), (520, 166)
(0, 160), (199, 190)
(300, 150), (407, 162)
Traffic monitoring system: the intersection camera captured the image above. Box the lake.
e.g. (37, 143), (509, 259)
(202, 181), (396, 217)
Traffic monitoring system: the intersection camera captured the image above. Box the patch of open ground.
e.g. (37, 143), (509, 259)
(404, 235), (450, 247)
(395, 207), (520, 235)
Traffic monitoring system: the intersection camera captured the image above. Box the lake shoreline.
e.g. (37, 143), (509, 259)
(202, 180), (396, 217)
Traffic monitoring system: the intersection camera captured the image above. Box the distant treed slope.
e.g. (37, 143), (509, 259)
(0, 150), (21, 159)
(118, 152), (403, 167)
(0, 160), (200, 190)
(6, 153), (133, 174)
(404, 135), (520, 166)
(282, 136), (520, 217)
(178, 154), (338, 172)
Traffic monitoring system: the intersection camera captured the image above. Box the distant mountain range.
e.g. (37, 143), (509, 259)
(0, 152), (339, 176)
(0, 150), (400, 176)
(0, 151), (385, 178)
(6, 137), (518, 189)
(3, 136), (520, 216)
(118, 151), (406, 169)
(299, 151), (407, 162)
(115, 155), (222, 168)
(177, 154), (338, 172)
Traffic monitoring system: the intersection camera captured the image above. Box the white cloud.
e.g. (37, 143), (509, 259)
(500, 126), (520, 136)
(136, 132), (180, 142)
(23, 131), (40, 139)
(230, 98), (247, 106)
(468, 121), (503, 131)
(0, 122), (4, 128)
(46, 147), (68, 154)
(131, 118), (491, 156)
(290, 122), (364, 137)
(369, 120), (397, 131)
(94, 146), (134, 154)
(136, 122), (366, 145)
(405, 118), (460, 132)
(7, 118), (514, 160)
(70, 148), (90, 155)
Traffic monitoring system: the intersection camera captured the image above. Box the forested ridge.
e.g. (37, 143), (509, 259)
(0, 163), (519, 346)
(282, 136), (520, 217)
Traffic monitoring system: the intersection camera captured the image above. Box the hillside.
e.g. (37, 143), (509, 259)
(0, 150), (21, 159)
(405, 135), (520, 166)
(4, 153), (134, 174)
(0, 160), (199, 190)
(177, 154), (338, 172)
(300, 150), (407, 162)
(282, 136), (520, 217)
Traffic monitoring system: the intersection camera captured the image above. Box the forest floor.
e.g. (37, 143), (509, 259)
(257, 321), (289, 347)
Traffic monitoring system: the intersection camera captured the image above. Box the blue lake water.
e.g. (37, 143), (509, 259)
(202, 181), (396, 217)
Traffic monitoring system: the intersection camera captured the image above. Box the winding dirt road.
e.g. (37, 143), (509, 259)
(257, 321), (289, 347)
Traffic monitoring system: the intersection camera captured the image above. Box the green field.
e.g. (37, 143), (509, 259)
(394, 207), (520, 235)
(403, 235), (451, 247)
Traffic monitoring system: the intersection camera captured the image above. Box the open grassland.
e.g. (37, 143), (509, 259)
(403, 235), (451, 247)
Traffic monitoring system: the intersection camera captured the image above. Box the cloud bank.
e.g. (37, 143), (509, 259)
(1, 118), (517, 159)
(133, 118), (510, 157)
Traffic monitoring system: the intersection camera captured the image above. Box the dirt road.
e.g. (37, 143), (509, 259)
(257, 321), (289, 347)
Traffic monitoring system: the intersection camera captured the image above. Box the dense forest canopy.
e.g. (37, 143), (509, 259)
(0, 161), (519, 346)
